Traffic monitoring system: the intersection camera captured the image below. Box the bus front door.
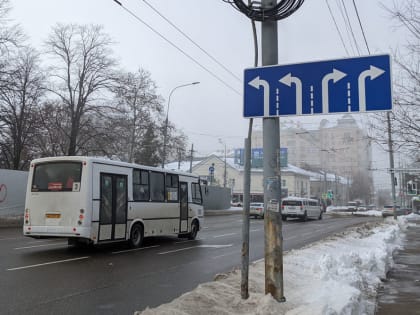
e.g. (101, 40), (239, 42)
(179, 182), (189, 233)
(99, 174), (127, 242)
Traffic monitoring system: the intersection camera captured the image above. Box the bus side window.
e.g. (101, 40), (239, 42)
(133, 169), (149, 201)
(192, 182), (202, 204)
(150, 171), (165, 202)
(166, 174), (179, 202)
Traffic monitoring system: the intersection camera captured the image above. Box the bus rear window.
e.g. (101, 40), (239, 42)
(282, 200), (302, 206)
(32, 162), (82, 192)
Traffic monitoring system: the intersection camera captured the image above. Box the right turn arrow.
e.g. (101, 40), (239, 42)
(321, 68), (347, 114)
(358, 65), (385, 112)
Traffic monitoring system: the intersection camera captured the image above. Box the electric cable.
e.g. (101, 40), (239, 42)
(339, 0), (362, 55)
(352, 0), (371, 54)
(141, 0), (242, 83)
(325, 0), (350, 56)
(112, 0), (241, 95)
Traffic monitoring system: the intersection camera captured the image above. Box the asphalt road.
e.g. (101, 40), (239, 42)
(0, 214), (379, 315)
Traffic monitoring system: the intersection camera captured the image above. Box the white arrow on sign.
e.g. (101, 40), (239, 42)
(248, 76), (270, 117)
(279, 73), (303, 115)
(358, 65), (385, 112)
(321, 68), (347, 114)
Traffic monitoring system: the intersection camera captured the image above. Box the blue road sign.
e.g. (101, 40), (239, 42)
(243, 54), (392, 118)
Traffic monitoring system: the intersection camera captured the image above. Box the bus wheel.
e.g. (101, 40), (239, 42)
(129, 224), (144, 248)
(188, 220), (199, 240)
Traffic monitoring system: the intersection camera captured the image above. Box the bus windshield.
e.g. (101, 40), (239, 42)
(32, 162), (82, 192)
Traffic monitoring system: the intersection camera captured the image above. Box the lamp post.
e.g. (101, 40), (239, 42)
(219, 138), (227, 188)
(161, 81), (200, 168)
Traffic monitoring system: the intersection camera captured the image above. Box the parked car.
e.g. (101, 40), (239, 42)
(250, 202), (264, 219)
(231, 201), (243, 207)
(381, 205), (411, 217)
(357, 205), (367, 212)
(346, 201), (358, 212)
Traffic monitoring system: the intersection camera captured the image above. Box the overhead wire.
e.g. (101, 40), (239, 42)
(325, 0), (350, 56)
(141, 0), (242, 83)
(351, 0), (371, 54)
(112, 0), (241, 96)
(335, 0), (357, 56)
(339, 0), (362, 55)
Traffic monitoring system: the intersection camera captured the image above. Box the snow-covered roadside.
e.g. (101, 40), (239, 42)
(136, 215), (419, 315)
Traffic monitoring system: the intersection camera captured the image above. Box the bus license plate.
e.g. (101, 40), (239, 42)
(46, 213), (61, 219)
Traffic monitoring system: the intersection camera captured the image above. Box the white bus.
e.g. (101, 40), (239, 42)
(281, 197), (322, 221)
(23, 156), (204, 247)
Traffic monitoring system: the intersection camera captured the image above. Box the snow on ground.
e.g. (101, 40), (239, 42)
(136, 215), (420, 315)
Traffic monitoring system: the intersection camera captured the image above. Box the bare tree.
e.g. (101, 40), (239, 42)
(0, 48), (44, 169)
(44, 24), (117, 156)
(111, 69), (163, 163)
(0, 0), (23, 89)
(371, 1), (420, 155)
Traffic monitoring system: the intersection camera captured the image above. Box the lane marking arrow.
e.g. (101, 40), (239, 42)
(358, 65), (385, 112)
(279, 73), (303, 115)
(321, 68), (347, 114)
(248, 76), (270, 116)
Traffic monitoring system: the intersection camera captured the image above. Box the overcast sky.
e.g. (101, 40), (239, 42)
(9, 0), (410, 187)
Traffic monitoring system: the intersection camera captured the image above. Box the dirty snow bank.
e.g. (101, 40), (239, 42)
(136, 219), (408, 315)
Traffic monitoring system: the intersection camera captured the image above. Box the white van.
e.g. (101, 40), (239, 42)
(281, 197), (322, 221)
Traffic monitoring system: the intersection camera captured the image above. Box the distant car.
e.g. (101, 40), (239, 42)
(357, 205), (367, 212)
(346, 202), (358, 212)
(381, 205), (411, 217)
(250, 202), (264, 219)
(231, 201), (242, 207)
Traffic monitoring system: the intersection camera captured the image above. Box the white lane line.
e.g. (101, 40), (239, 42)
(158, 246), (198, 255)
(7, 256), (90, 271)
(284, 235), (298, 241)
(174, 238), (203, 244)
(212, 250), (240, 259)
(213, 233), (236, 238)
(250, 229), (261, 232)
(203, 227), (209, 229)
(158, 244), (233, 255)
(112, 245), (160, 255)
(14, 242), (68, 250)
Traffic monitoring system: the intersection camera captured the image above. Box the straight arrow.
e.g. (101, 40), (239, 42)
(321, 69), (347, 114)
(358, 65), (385, 112)
(248, 76), (270, 117)
(279, 73), (303, 115)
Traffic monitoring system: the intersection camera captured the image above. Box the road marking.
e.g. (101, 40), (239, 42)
(158, 244), (233, 255)
(7, 256), (89, 271)
(14, 242), (68, 250)
(284, 235), (298, 241)
(174, 238), (203, 244)
(212, 250), (240, 259)
(111, 245), (160, 255)
(250, 229), (261, 232)
(213, 233), (236, 238)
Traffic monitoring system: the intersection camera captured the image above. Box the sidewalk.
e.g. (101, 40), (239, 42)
(376, 215), (420, 314)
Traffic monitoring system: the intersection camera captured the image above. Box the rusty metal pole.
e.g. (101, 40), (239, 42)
(262, 0), (285, 302)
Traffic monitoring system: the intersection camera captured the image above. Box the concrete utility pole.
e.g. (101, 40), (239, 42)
(241, 137), (251, 299)
(386, 112), (397, 220)
(261, 0), (285, 302)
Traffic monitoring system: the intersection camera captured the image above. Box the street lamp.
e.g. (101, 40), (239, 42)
(162, 81), (200, 168)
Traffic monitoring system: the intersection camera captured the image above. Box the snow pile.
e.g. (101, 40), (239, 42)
(136, 219), (407, 315)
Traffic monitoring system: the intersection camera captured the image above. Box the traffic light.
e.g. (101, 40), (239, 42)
(407, 181), (417, 195)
